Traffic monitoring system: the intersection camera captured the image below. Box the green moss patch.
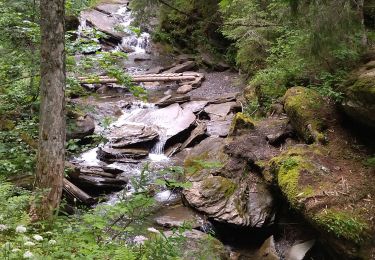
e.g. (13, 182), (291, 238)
(202, 176), (237, 198)
(313, 210), (370, 245)
(270, 154), (314, 207)
(284, 87), (327, 143)
(229, 112), (255, 136)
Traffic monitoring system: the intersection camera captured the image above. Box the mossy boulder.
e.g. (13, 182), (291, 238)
(229, 112), (255, 136)
(341, 61), (375, 129)
(283, 87), (328, 144)
(266, 145), (375, 258)
(182, 137), (274, 227)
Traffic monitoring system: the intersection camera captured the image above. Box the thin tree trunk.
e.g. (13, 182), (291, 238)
(358, 0), (368, 47)
(30, 0), (66, 221)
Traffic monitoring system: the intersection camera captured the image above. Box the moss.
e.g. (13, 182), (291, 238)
(0, 119), (15, 131)
(269, 147), (318, 208)
(313, 210), (370, 245)
(202, 176), (237, 198)
(284, 87), (327, 143)
(364, 157), (375, 167)
(229, 112), (255, 136)
(347, 76), (375, 104)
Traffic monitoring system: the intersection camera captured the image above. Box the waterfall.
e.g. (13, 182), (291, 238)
(151, 137), (167, 155)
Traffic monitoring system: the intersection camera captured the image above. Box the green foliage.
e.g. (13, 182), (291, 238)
(0, 118), (37, 177)
(314, 210), (370, 244)
(364, 157), (375, 167)
(156, 166), (192, 190)
(220, 0), (364, 108)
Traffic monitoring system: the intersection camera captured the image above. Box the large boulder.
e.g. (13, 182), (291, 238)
(140, 103), (196, 142)
(182, 137), (274, 227)
(341, 61), (375, 129)
(283, 87), (328, 144)
(265, 145), (375, 259)
(81, 9), (124, 42)
(67, 115), (95, 140)
(108, 123), (158, 148)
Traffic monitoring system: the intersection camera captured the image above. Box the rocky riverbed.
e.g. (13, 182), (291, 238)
(63, 1), (375, 259)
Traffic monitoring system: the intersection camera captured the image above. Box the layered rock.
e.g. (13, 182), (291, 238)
(341, 61), (375, 129)
(108, 123), (158, 148)
(182, 135), (275, 227)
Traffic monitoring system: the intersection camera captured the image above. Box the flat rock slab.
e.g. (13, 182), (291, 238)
(154, 204), (203, 229)
(163, 61), (196, 74)
(69, 175), (127, 191)
(204, 102), (236, 120)
(95, 4), (122, 15)
(209, 93), (239, 104)
(81, 9), (124, 41)
(140, 103), (196, 139)
(177, 84), (193, 94)
(206, 119), (232, 137)
(97, 146), (149, 161)
(155, 95), (191, 107)
(181, 101), (208, 113)
(108, 123), (158, 148)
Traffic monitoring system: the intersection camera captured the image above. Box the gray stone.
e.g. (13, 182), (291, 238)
(146, 66), (165, 74)
(183, 175), (273, 227)
(155, 95), (191, 107)
(108, 124), (158, 148)
(97, 146), (148, 161)
(154, 204), (203, 229)
(122, 103), (196, 149)
(94, 4), (122, 15)
(67, 115), (95, 140)
(180, 123), (207, 150)
(206, 119), (232, 137)
(209, 93), (239, 104)
(204, 102), (236, 120)
(177, 84), (193, 94)
(181, 101), (208, 113)
(163, 61), (197, 73)
(81, 9), (124, 41)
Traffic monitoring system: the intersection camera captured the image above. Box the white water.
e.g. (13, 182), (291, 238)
(74, 3), (173, 206)
(115, 6), (151, 54)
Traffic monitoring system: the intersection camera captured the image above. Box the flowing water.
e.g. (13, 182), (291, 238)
(75, 5), (174, 204)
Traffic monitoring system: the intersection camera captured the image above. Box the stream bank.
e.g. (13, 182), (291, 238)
(63, 1), (375, 259)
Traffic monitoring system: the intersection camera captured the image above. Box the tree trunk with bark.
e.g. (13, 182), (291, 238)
(30, 0), (66, 221)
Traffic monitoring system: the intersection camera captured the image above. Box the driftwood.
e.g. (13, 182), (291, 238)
(63, 178), (96, 205)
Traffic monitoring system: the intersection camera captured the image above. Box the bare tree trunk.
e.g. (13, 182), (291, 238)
(30, 0), (66, 221)
(358, 0), (368, 47)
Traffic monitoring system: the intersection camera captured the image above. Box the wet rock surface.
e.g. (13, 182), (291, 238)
(154, 204), (204, 229)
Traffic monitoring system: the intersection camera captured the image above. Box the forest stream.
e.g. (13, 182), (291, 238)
(58, 1), (344, 259)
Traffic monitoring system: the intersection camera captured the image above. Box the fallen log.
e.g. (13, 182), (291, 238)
(77, 72), (204, 84)
(63, 178), (97, 205)
(78, 75), (198, 84)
